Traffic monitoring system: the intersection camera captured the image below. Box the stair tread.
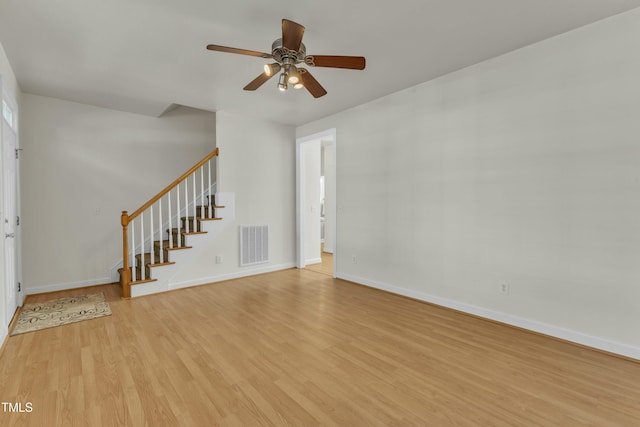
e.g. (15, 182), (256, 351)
(154, 239), (188, 249)
(166, 246), (192, 251)
(169, 232), (196, 236)
(147, 261), (176, 268)
(135, 253), (171, 265)
(167, 228), (208, 235)
(198, 217), (222, 221)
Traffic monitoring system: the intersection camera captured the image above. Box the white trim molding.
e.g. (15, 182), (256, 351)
(26, 277), (112, 296)
(337, 272), (640, 361)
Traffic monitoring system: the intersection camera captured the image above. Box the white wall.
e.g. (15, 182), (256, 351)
(170, 111), (296, 284)
(21, 94), (216, 293)
(322, 141), (336, 253)
(0, 42), (20, 105)
(0, 40), (21, 342)
(297, 9), (640, 358)
(304, 140), (321, 264)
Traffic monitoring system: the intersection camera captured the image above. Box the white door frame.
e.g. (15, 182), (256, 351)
(2, 85), (22, 324)
(296, 128), (337, 277)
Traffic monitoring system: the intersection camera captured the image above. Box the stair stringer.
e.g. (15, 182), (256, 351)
(129, 192), (235, 298)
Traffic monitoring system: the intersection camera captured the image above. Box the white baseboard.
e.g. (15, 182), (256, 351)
(337, 272), (640, 361)
(305, 258), (322, 265)
(170, 263), (296, 291)
(26, 277), (112, 296)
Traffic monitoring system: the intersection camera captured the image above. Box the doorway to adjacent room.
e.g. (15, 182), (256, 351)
(296, 128), (336, 277)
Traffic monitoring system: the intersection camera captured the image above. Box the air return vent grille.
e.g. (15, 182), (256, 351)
(240, 225), (269, 266)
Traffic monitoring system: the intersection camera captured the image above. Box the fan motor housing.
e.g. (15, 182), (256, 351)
(271, 38), (306, 65)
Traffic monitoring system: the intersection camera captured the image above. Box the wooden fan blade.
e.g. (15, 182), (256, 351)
(305, 55), (366, 70)
(243, 72), (274, 91)
(282, 19), (305, 51)
(299, 69), (327, 98)
(206, 44), (272, 59)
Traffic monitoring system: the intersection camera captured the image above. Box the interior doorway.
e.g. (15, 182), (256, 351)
(2, 90), (21, 325)
(296, 129), (336, 277)
(304, 244), (334, 276)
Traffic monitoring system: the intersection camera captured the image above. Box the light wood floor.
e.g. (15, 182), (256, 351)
(304, 249), (333, 276)
(1, 269), (639, 426)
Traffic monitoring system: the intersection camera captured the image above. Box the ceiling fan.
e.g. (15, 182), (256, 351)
(206, 19), (366, 98)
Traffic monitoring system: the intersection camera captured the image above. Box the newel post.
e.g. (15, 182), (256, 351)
(121, 211), (131, 298)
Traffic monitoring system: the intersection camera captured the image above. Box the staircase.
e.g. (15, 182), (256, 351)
(119, 148), (222, 298)
(120, 195), (224, 286)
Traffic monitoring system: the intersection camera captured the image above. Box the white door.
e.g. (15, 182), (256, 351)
(2, 97), (18, 324)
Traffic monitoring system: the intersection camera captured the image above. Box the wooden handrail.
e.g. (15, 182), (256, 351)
(129, 147), (219, 221)
(120, 147), (219, 298)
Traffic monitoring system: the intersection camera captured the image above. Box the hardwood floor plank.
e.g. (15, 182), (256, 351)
(304, 248), (333, 276)
(1, 271), (639, 426)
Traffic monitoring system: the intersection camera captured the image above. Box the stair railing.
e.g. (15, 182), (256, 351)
(120, 147), (219, 297)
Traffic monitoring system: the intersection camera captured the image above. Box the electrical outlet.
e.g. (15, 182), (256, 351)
(500, 283), (510, 295)
(352, 255), (357, 264)
(215, 255), (223, 264)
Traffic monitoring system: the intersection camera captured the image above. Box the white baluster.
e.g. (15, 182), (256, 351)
(192, 171), (196, 230)
(200, 165), (204, 218)
(150, 205), (155, 269)
(177, 183), (182, 245)
(140, 213), (144, 280)
(159, 198), (163, 264)
(168, 191), (173, 249)
(184, 179), (189, 233)
(131, 221), (136, 282)
(208, 160), (212, 218)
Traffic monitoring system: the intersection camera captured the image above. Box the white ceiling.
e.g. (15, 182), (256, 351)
(1, 0), (640, 126)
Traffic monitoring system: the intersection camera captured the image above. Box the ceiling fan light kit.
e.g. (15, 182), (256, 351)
(287, 66), (301, 85)
(277, 73), (288, 91)
(264, 63), (281, 77)
(206, 19), (366, 98)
